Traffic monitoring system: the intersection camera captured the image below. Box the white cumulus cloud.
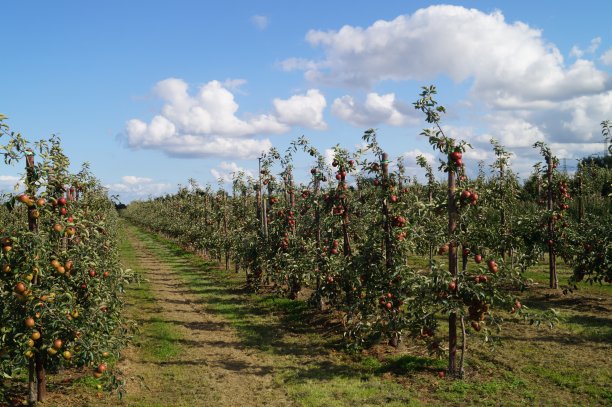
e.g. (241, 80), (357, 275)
(601, 48), (612, 67)
(125, 79), (328, 160)
(273, 89), (327, 130)
(106, 176), (173, 201)
(210, 161), (254, 183)
(331, 92), (418, 127)
(286, 5), (610, 105)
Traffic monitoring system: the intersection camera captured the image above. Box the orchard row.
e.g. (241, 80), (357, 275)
(123, 87), (611, 376)
(0, 115), (134, 404)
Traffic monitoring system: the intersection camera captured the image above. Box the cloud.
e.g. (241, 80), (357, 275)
(323, 148), (335, 167)
(0, 175), (22, 191)
(403, 149), (435, 165)
(125, 79), (328, 159)
(121, 175), (153, 185)
(588, 37), (602, 53)
(251, 15), (269, 30)
(273, 89), (327, 130)
(569, 46), (583, 59)
(331, 92), (418, 127)
(602, 48), (612, 67)
(570, 38), (601, 59)
(106, 176), (173, 201)
(210, 162), (254, 182)
(222, 78), (248, 93)
(286, 5), (610, 104)
(283, 5), (611, 174)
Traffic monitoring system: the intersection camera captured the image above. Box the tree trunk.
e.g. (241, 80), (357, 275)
(546, 157), (558, 289)
(311, 170), (324, 309)
(448, 167), (458, 374)
(25, 151), (45, 404)
(381, 153), (393, 270)
(577, 171), (583, 222)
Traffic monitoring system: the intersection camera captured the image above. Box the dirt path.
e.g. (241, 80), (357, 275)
(115, 227), (296, 406)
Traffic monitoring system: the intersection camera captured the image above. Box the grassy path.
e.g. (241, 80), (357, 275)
(111, 223), (297, 406)
(38, 222), (610, 406)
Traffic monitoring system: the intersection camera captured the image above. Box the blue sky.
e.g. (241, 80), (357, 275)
(1, 1), (611, 202)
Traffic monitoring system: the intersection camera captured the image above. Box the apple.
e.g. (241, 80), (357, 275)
(326, 276), (334, 284)
(31, 331), (41, 341)
(450, 151), (462, 161)
(53, 339), (63, 350)
(62, 350), (72, 360)
(14, 282), (26, 294)
(97, 363), (107, 373)
(385, 302), (393, 310)
(17, 194), (31, 204)
(438, 371), (445, 378)
(57, 197), (67, 206)
(460, 190), (471, 200)
(89, 270), (97, 278)
(487, 259), (498, 273)
(390, 195), (398, 202)
(25, 317), (36, 328)
(448, 281), (457, 291)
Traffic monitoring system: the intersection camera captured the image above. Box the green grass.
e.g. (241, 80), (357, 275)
(139, 317), (182, 361)
(120, 225), (183, 363)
